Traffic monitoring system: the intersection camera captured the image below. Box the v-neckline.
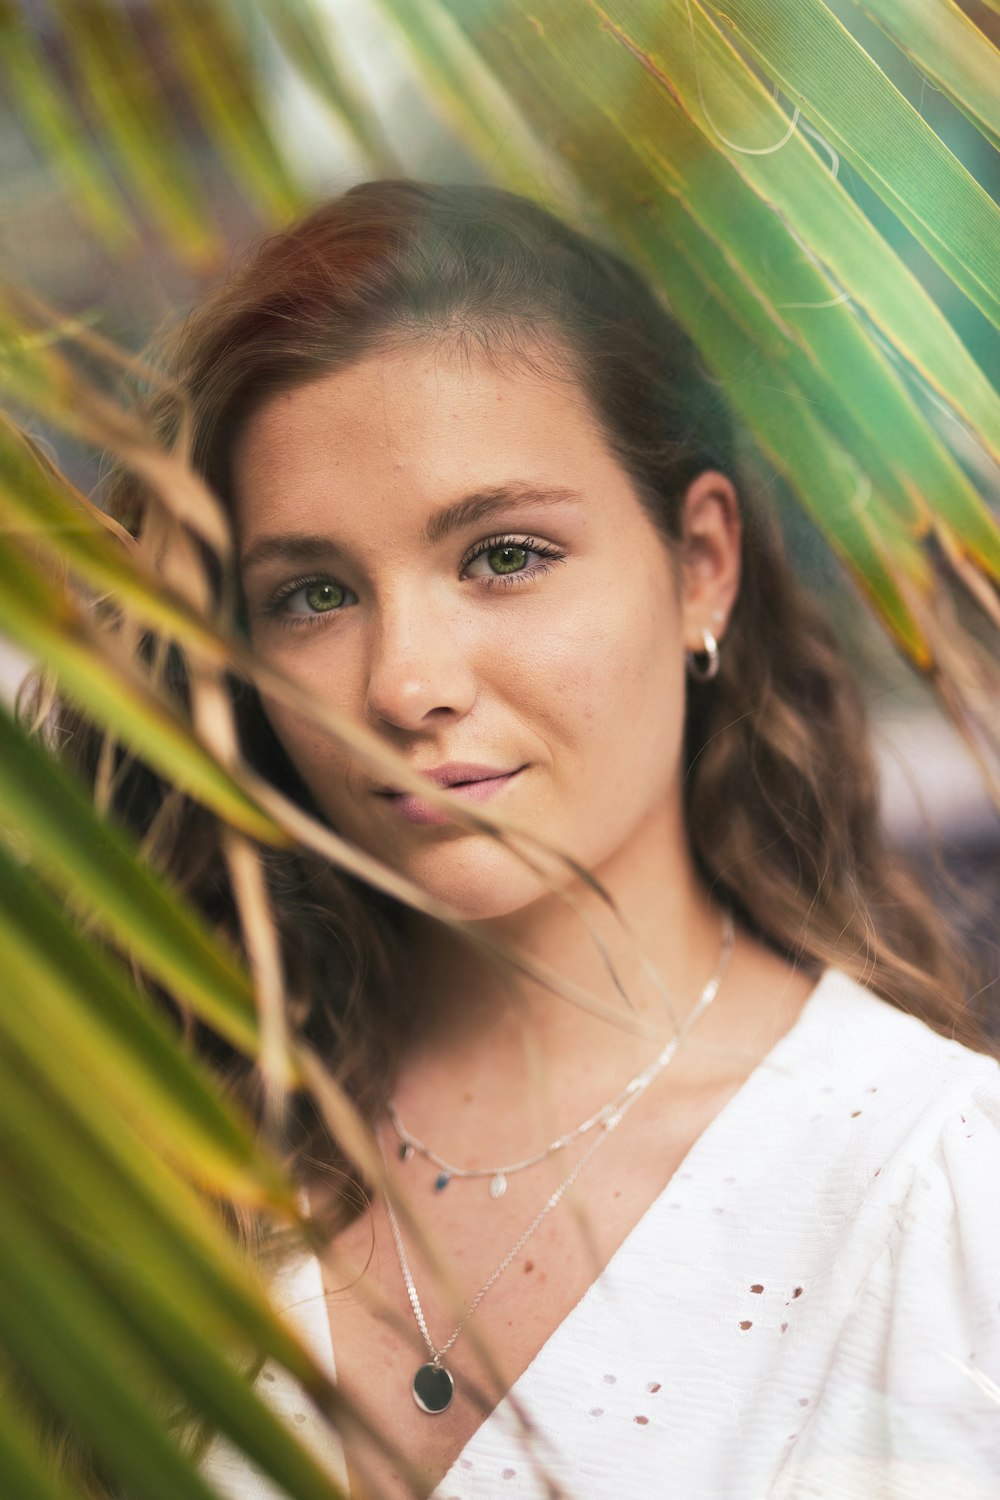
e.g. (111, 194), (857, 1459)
(299, 964), (841, 1499)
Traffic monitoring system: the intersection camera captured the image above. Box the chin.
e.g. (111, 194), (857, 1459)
(388, 836), (563, 925)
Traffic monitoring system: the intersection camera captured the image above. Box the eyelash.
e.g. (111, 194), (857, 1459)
(263, 534), (566, 627)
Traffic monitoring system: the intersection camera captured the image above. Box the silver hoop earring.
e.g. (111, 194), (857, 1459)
(686, 628), (720, 683)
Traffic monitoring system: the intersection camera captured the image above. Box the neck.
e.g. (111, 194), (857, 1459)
(391, 810), (730, 1128)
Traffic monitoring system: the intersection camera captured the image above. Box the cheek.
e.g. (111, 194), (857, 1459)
(251, 627), (361, 768)
(256, 679), (361, 825)
(502, 565), (683, 775)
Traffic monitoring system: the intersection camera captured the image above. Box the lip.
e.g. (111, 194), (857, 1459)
(375, 763), (526, 826)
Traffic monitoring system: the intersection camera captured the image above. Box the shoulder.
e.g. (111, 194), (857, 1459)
(795, 968), (1000, 1363)
(752, 966), (1000, 1264)
(792, 965), (1000, 1151)
(763, 972), (1000, 1491)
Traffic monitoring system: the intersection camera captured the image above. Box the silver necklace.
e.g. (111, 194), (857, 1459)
(378, 910), (733, 1414)
(389, 907), (735, 1199)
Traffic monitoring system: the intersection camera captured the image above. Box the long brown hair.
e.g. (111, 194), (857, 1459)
(45, 178), (992, 1215)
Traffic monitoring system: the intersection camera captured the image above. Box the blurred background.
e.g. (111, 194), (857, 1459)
(1, 0), (998, 1004)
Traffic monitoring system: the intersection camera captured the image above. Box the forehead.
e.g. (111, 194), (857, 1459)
(230, 341), (625, 541)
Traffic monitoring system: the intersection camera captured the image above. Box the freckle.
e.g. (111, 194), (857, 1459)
(524, 1260), (534, 1274)
(792, 1287), (803, 1299)
(501, 1468), (516, 1480)
(739, 1320), (752, 1330)
(750, 1284), (764, 1294)
(634, 1415), (649, 1425)
(603, 1373), (617, 1384)
(798, 1397), (809, 1407)
(614, 1189), (622, 1198)
(851, 1110), (862, 1118)
(463, 1091), (473, 1103)
(589, 1407), (604, 1417)
(647, 1382), (661, 1393)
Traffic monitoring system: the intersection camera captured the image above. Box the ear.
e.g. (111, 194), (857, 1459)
(678, 470), (742, 652)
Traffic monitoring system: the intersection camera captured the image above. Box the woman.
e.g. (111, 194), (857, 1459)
(64, 180), (998, 1498)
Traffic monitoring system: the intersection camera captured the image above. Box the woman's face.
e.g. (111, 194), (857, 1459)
(234, 340), (732, 921)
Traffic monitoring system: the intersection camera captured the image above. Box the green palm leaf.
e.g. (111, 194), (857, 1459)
(430, 0), (1000, 506)
(257, 0), (400, 172)
(0, 3), (138, 252)
(0, 1400), (84, 1500)
(697, 0), (1000, 327)
(1, 2), (999, 1494)
(0, 1187), (345, 1500)
(856, 0), (1000, 152)
(0, 536), (282, 841)
(45, 0), (223, 268)
(147, 0), (302, 222)
(0, 844), (277, 1197)
(0, 708), (263, 1055)
(625, 213), (934, 660)
(374, 0), (559, 184)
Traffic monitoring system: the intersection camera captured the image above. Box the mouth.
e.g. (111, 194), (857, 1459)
(374, 763), (527, 827)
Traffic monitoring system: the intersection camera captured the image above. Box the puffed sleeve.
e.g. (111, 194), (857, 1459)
(771, 1073), (1000, 1500)
(876, 1081), (1000, 1490)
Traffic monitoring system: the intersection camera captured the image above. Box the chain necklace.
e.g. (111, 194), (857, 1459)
(389, 907), (734, 1199)
(378, 909), (734, 1414)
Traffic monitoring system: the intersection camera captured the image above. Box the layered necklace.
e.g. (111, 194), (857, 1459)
(378, 908), (735, 1414)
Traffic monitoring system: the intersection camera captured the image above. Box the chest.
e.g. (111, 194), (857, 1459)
(316, 1084), (738, 1499)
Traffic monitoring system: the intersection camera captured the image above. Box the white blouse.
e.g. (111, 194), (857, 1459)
(201, 966), (1000, 1498)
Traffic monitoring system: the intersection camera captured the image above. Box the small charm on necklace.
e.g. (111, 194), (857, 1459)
(434, 1172), (451, 1192)
(413, 1361), (454, 1414)
(489, 1172), (507, 1199)
(398, 1142), (414, 1163)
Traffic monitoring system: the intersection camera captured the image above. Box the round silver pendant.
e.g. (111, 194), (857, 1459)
(489, 1172), (507, 1199)
(413, 1361), (454, 1414)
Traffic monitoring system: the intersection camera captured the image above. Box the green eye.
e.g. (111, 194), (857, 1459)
(305, 581), (344, 612)
(463, 535), (564, 587)
(487, 544), (528, 575)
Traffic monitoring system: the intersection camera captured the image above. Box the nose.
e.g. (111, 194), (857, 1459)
(364, 593), (478, 733)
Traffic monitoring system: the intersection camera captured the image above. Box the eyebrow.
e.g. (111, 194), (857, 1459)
(240, 482), (582, 572)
